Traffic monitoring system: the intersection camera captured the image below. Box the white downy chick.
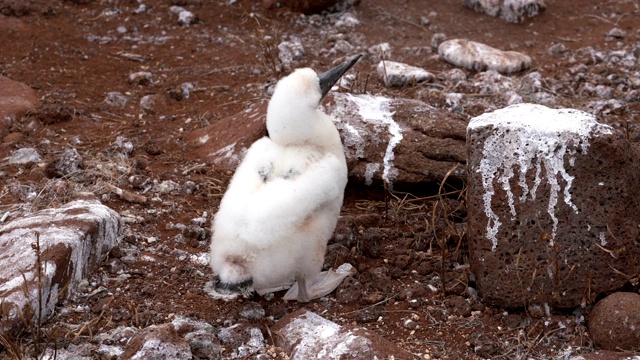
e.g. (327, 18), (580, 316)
(208, 55), (362, 302)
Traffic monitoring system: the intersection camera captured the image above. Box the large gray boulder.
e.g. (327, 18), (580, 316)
(0, 200), (122, 337)
(466, 103), (640, 308)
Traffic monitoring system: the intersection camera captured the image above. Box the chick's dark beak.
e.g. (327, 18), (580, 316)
(318, 54), (362, 99)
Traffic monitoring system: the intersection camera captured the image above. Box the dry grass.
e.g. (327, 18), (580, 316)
(245, 11), (285, 79)
(0, 333), (27, 360)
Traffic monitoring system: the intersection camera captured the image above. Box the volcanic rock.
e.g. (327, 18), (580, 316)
(187, 94), (468, 190)
(438, 39), (531, 73)
(463, 0), (546, 23)
(377, 60), (435, 87)
(589, 292), (640, 351)
(0, 200), (122, 337)
(328, 93), (467, 190)
(271, 309), (413, 359)
(467, 103), (640, 308)
(121, 323), (192, 360)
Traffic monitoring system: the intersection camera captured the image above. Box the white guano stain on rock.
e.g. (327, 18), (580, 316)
(468, 103), (613, 250)
(599, 231), (607, 246)
(332, 93), (402, 188)
(364, 163), (381, 186)
(341, 123), (364, 158)
(288, 312), (341, 358)
(197, 134), (210, 145)
(211, 141), (239, 166)
(0, 200), (121, 334)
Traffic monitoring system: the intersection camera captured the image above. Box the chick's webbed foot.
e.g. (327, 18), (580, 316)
(283, 263), (355, 302)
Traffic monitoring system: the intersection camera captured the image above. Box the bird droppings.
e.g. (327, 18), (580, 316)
(0, 200), (121, 335)
(211, 142), (240, 166)
(468, 103), (613, 250)
(197, 134), (210, 145)
(331, 93), (402, 188)
(364, 163), (381, 186)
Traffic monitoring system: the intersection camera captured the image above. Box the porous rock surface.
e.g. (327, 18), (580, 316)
(329, 93), (468, 189)
(589, 292), (640, 351)
(0, 200), (122, 337)
(467, 103), (640, 308)
(463, 0), (546, 23)
(438, 39), (531, 73)
(271, 309), (414, 359)
(186, 93), (467, 190)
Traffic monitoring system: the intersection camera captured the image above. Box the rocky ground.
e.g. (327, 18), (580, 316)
(1, 0), (640, 359)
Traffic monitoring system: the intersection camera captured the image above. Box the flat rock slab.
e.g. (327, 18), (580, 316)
(271, 309), (414, 359)
(0, 200), (121, 337)
(186, 94), (468, 190)
(377, 60), (435, 87)
(463, 0), (546, 23)
(467, 103), (640, 308)
(328, 93), (467, 190)
(589, 292), (640, 351)
(439, 39), (531, 73)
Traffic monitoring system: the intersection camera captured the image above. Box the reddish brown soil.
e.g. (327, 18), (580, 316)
(1, 0), (639, 359)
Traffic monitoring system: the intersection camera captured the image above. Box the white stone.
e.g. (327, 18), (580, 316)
(274, 310), (412, 359)
(169, 6), (196, 26)
(376, 60), (434, 87)
(367, 42), (391, 61)
(464, 0), (545, 23)
(335, 12), (359, 27)
(439, 39), (531, 74)
(278, 36), (305, 68)
(3, 147), (41, 165)
(103, 92), (128, 108)
(128, 71), (152, 85)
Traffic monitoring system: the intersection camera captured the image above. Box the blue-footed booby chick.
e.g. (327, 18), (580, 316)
(208, 55), (362, 302)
